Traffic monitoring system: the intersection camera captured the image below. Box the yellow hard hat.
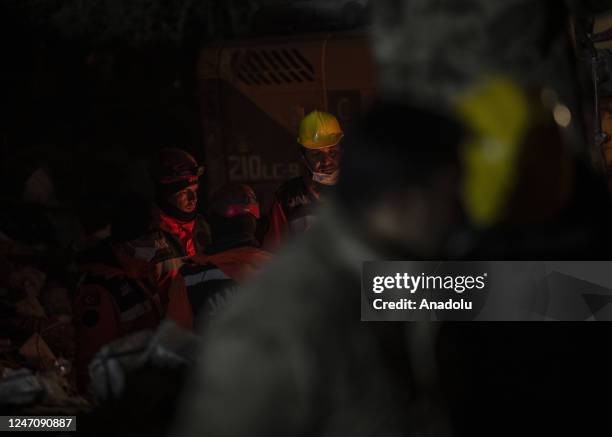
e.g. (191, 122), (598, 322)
(298, 110), (344, 149)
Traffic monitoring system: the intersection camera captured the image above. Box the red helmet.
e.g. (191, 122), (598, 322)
(210, 184), (260, 219)
(152, 148), (204, 185)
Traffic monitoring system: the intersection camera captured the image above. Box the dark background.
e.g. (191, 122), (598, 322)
(0, 1), (369, 207)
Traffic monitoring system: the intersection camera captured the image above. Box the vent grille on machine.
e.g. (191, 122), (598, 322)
(234, 48), (315, 86)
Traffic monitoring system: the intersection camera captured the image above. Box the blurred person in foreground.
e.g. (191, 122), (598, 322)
(365, 0), (612, 433)
(174, 0), (612, 435)
(73, 197), (193, 392)
(174, 102), (464, 437)
(264, 110), (344, 249)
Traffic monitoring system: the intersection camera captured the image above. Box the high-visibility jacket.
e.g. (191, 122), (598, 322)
(74, 252), (193, 392)
(264, 177), (319, 249)
(182, 245), (272, 324)
(158, 211), (211, 257)
(192, 245), (272, 283)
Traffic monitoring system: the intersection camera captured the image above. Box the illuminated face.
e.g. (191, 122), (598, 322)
(169, 183), (199, 213)
(303, 144), (342, 175)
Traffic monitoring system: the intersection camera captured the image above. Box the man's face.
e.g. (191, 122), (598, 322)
(303, 144), (342, 175)
(169, 183), (199, 213)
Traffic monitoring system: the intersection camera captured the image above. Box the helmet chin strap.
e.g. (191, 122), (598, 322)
(312, 170), (340, 186)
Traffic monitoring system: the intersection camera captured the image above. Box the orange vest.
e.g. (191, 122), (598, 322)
(74, 253), (193, 392)
(191, 246), (272, 283)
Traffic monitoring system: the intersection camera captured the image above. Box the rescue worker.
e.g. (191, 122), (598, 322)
(264, 110), (344, 248)
(206, 183), (270, 266)
(150, 148), (211, 259)
(73, 197), (193, 392)
(182, 184), (272, 324)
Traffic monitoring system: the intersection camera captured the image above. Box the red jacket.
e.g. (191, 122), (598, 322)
(158, 211), (211, 257)
(74, 247), (193, 392)
(181, 245), (272, 324)
(264, 177), (319, 250)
